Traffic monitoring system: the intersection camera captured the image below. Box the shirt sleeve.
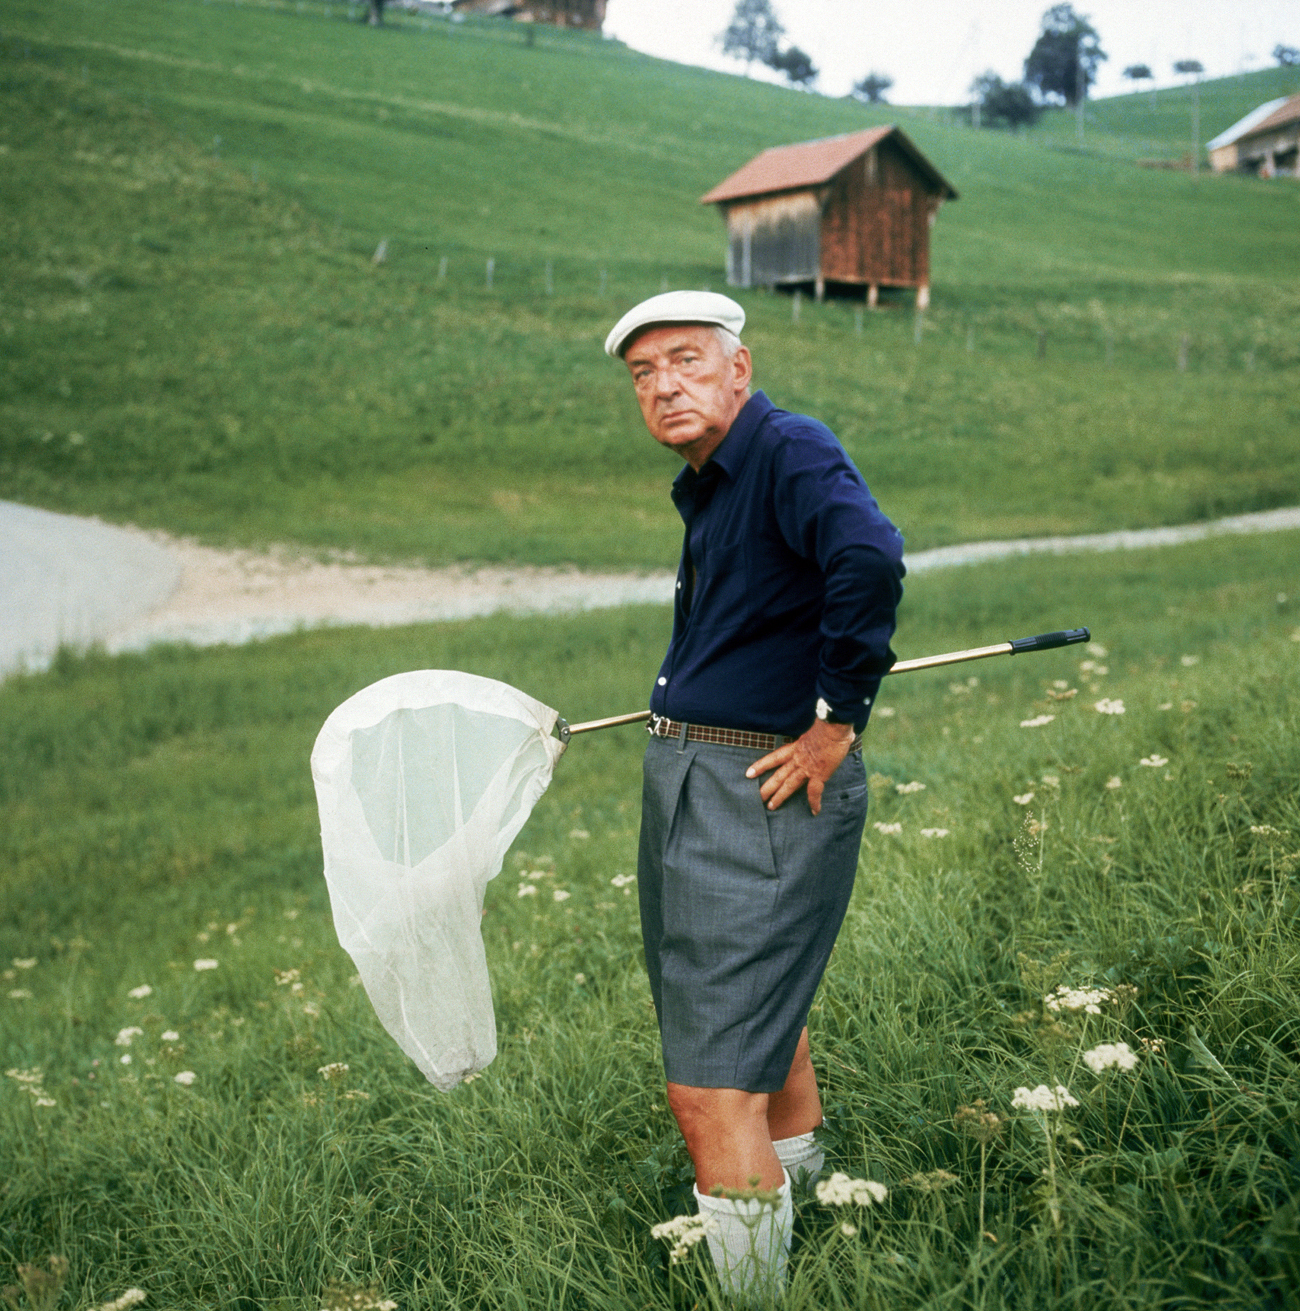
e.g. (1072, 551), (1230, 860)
(770, 419), (906, 728)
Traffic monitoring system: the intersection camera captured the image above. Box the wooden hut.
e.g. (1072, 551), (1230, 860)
(1207, 95), (1300, 176)
(699, 127), (957, 307)
(450, 0), (605, 30)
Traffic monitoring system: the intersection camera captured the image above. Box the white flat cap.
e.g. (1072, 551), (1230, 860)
(604, 290), (745, 358)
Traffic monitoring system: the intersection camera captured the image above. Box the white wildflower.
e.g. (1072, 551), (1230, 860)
(96, 1290), (148, 1311)
(569, 828), (591, 840)
(874, 706), (896, 717)
(1044, 984), (1115, 1015)
(896, 781), (926, 794)
(318, 1063), (349, 1080)
(552, 889), (571, 902)
(173, 1070), (197, 1086)
(517, 883), (538, 898)
(1013, 792), (1035, 805)
(574, 973), (586, 984)
(115, 1026), (144, 1046)
(872, 821), (902, 835)
(1094, 698), (1126, 715)
(840, 1222), (859, 1237)
(1083, 1042), (1139, 1073)
(8, 989), (33, 1000)
(1180, 654), (1199, 667)
(1090, 643), (1109, 658)
(1011, 1084), (1079, 1113)
(1158, 702), (1173, 711)
(274, 968), (300, 986)
(1105, 776), (1123, 790)
(12, 958), (37, 969)
(1019, 714), (1055, 728)
(120, 1054), (132, 1065)
(816, 1173), (889, 1207)
(193, 959), (219, 971)
(1040, 775), (1060, 788)
(610, 873), (636, 888)
(127, 984), (153, 999)
(1139, 755), (1169, 768)
(920, 828), (950, 838)
(162, 1030), (179, 1042)
(651, 1213), (718, 1264)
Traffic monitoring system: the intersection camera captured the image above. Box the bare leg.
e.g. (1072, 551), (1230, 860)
(767, 1027), (822, 1140)
(666, 1084), (784, 1195)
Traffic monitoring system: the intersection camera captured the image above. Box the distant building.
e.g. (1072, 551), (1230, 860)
(699, 127), (957, 308)
(1207, 94), (1300, 176)
(449, 0), (604, 29)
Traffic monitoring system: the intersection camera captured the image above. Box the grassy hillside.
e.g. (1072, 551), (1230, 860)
(1032, 63), (1300, 162)
(1, 0), (1297, 565)
(2, 533), (1298, 1308)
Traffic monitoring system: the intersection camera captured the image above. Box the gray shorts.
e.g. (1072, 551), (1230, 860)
(637, 735), (868, 1093)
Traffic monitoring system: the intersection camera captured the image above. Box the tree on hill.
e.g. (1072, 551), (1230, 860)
(768, 44), (818, 88)
(1275, 45), (1300, 67)
(968, 72), (1041, 130)
(719, 0), (785, 75)
(1122, 63), (1152, 85)
(366, 0), (385, 25)
(1173, 59), (1203, 78)
(851, 72), (893, 104)
(1023, 4), (1106, 107)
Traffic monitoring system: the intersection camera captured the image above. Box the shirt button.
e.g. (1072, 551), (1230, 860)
(676, 581), (682, 589)
(657, 677), (667, 686)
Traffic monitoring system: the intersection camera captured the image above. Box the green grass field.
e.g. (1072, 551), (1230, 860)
(3, 3), (1300, 1305)
(3, 534), (1298, 1308)
(1, 0), (1297, 563)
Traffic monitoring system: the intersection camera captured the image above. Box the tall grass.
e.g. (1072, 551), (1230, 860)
(3, 534), (1297, 1308)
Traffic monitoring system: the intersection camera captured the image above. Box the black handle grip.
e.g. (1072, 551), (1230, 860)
(1009, 628), (1090, 654)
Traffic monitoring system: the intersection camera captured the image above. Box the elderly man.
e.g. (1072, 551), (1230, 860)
(604, 291), (905, 1298)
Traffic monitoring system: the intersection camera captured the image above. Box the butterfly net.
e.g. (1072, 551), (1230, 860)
(311, 670), (566, 1090)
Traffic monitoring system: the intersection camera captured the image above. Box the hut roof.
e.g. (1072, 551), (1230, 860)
(1207, 95), (1300, 150)
(700, 127), (958, 206)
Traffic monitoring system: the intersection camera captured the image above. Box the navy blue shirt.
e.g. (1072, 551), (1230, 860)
(649, 390), (905, 739)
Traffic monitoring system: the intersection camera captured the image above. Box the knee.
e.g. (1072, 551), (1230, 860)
(667, 1083), (768, 1150)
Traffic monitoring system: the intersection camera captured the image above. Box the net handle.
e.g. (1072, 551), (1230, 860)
(555, 627), (1089, 741)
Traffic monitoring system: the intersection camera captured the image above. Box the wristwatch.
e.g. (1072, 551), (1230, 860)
(815, 697), (851, 725)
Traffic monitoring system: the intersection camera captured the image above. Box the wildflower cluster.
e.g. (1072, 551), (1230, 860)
(1020, 714), (1055, 728)
(6, 1067), (56, 1108)
(1044, 984), (1115, 1015)
(896, 780), (926, 794)
(1083, 1041), (1138, 1073)
(650, 1213), (717, 1264)
(1094, 698), (1126, 715)
(954, 1099), (1004, 1145)
(873, 821), (902, 835)
(1011, 1084), (1079, 1113)
(96, 1290), (147, 1311)
(815, 1173), (888, 1207)
(319, 1282), (398, 1311)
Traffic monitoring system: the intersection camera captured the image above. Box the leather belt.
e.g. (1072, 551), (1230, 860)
(648, 714), (861, 754)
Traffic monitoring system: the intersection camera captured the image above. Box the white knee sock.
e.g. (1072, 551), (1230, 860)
(772, 1131), (824, 1192)
(694, 1170), (792, 1304)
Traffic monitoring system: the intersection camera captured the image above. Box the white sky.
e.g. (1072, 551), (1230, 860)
(603, 1), (1298, 104)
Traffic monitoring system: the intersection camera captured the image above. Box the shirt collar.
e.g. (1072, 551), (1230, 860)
(671, 390), (774, 499)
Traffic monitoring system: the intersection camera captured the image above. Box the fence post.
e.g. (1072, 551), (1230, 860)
(792, 289), (801, 324)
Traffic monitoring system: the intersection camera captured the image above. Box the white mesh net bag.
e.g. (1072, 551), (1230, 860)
(311, 670), (566, 1090)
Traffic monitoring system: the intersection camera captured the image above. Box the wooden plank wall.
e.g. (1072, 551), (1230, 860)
(724, 193), (822, 287)
(820, 140), (937, 289)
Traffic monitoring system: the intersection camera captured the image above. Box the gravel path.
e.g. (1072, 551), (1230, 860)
(3, 499), (1299, 678)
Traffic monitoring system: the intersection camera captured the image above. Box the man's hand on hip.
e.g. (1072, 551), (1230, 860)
(746, 719), (855, 815)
